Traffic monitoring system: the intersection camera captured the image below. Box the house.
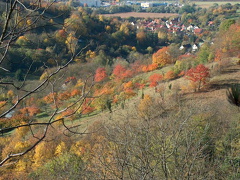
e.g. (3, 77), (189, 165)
(166, 22), (170, 29)
(179, 45), (184, 50)
(187, 25), (194, 31)
(181, 24), (186, 31)
(192, 44), (198, 52)
(208, 21), (214, 26)
(179, 43), (191, 51)
(194, 28), (203, 35)
(141, 2), (167, 8)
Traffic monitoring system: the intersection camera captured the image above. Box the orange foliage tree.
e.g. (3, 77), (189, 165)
(43, 92), (57, 104)
(55, 29), (67, 43)
(19, 106), (41, 117)
(0, 101), (7, 107)
(152, 47), (172, 67)
(94, 82), (114, 97)
(142, 65), (148, 72)
(214, 49), (224, 62)
(185, 64), (210, 91)
(58, 91), (71, 101)
(55, 109), (75, 121)
(123, 81), (134, 91)
(6, 114), (30, 127)
(142, 63), (158, 72)
(71, 89), (82, 97)
(164, 70), (176, 80)
(148, 63), (158, 71)
(123, 81), (137, 98)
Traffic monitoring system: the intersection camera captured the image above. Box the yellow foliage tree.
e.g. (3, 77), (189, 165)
(27, 19), (32, 26)
(158, 31), (167, 40)
(15, 127), (29, 138)
(14, 141), (27, 152)
(75, 79), (84, 88)
(71, 140), (91, 158)
(32, 140), (57, 169)
(105, 25), (111, 32)
(120, 23), (130, 35)
(86, 50), (96, 60)
(55, 141), (67, 156)
(16, 36), (28, 46)
(66, 33), (78, 54)
(33, 142), (46, 168)
(99, 15), (104, 22)
(7, 90), (14, 99)
(152, 47), (172, 67)
(49, 18), (54, 23)
(39, 71), (48, 81)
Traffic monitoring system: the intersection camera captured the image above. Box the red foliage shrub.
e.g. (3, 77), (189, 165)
(178, 71), (185, 77)
(149, 74), (163, 87)
(95, 67), (107, 82)
(185, 64), (210, 90)
(82, 106), (95, 115)
(112, 65), (133, 80)
(65, 76), (76, 83)
(112, 65), (126, 79)
(135, 83), (145, 89)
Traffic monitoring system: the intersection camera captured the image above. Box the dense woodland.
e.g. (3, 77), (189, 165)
(0, 0), (240, 179)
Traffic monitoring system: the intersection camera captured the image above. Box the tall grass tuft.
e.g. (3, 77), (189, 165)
(227, 84), (240, 106)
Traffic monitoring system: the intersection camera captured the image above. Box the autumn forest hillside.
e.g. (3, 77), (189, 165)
(0, 1), (240, 179)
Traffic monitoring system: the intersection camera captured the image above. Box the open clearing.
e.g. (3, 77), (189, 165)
(102, 12), (178, 18)
(78, 58), (240, 131)
(192, 1), (240, 8)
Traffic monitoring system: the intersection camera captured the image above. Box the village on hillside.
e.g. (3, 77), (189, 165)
(131, 17), (212, 52)
(51, 0), (214, 54)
